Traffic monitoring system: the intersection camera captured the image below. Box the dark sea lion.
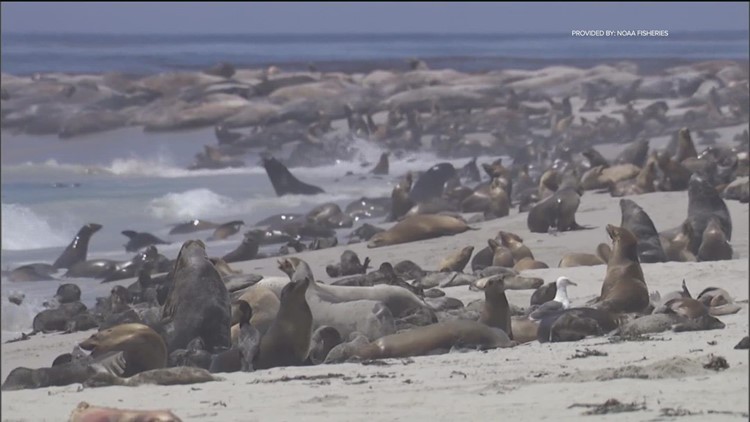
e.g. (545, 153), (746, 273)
(615, 139), (649, 167)
(65, 259), (119, 279)
(326, 320), (513, 361)
(231, 286), (280, 336)
(459, 157), (481, 182)
(308, 326), (343, 365)
(161, 240), (231, 353)
(595, 225), (649, 314)
(254, 276), (313, 370)
(697, 216), (733, 261)
(121, 230), (169, 253)
(368, 214), (474, 248)
(388, 172), (415, 221)
(32, 302), (88, 333)
(2, 358), (99, 391)
(675, 127), (698, 162)
(438, 246), (474, 272)
(683, 174), (732, 254)
(409, 163), (457, 203)
(478, 275), (513, 339)
(207, 220), (245, 241)
(78, 323), (167, 377)
(68, 401), (183, 421)
(236, 301), (261, 372)
(8, 263), (57, 282)
(52, 223), (102, 269)
(222, 232), (260, 263)
(537, 307), (618, 343)
(371, 152), (390, 175)
(527, 187), (584, 233)
(619, 198), (667, 263)
(262, 157), (325, 196)
(326, 250), (371, 277)
(54, 283), (82, 304)
(169, 219), (220, 235)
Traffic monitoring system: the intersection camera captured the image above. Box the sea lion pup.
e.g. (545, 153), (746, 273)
(326, 320), (514, 362)
(696, 287), (742, 316)
(69, 401), (183, 421)
(619, 198), (667, 263)
(478, 275), (513, 340)
(222, 231), (260, 263)
(52, 223), (103, 269)
(207, 220), (245, 241)
(697, 216), (733, 261)
(169, 219), (220, 235)
(594, 225), (649, 314)
(78, 323), (167, 376)
(558, 252), (605, 268)
(371, 152), (390, 175)
(498, 231), (533, 262)
(254, 275), (313, 370)
(367, 214), (474, 248)
(388, 172), (415, 222)
(308, 326), (343, 365)
(261, 156), (325, 196)
(235, 301), (261, 372)
(326, 250), (371, 277)
(121, 230), (169, 253)
(661, 221), (697, 262)
(528, 277), (577, 321)
(486, 238), (514, 268)
(160, 240), (231, 353)
(438, 246), (474, 272)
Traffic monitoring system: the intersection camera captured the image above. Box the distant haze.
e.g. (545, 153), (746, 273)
(2, 2), (748, 34)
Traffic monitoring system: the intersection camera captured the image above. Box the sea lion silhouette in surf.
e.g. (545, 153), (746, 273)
(261, 157), (325, 196)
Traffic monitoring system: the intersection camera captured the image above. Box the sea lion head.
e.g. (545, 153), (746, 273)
(277, 257), (302, 278)
(498, 231), (523, 247)
(84, 223), (103, 234)
(484, 275), (507, 298)
(367, 232), (388, 248)
(55, 283), (81, 304)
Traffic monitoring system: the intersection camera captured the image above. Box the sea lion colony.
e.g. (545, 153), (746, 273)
(2, 60), (748, 417)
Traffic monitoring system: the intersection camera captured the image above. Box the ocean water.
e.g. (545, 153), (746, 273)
(1, 31), (748, 338)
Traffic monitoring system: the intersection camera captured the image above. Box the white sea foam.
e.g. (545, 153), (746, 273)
(1, 203), (71, 251)
(148, 188), (235, 220)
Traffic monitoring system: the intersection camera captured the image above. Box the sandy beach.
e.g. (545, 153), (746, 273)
(2, 181), (748, 421)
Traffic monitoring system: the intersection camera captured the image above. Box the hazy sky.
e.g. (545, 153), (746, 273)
(1, 2), (748, 34)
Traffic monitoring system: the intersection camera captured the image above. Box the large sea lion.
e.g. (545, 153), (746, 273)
(682, 174), (732, 254)
(368, 214), (474, 248)
(409, 163), (457, 203)
(160, 240), (231, 353)
(52, 223), (102, 269)
(527, 187), (584, 233)
(254, 276), (313, 370)
(478, 275), (513, 339)
(78, 323), (167, 376)
(121, 230), (169, 253)
(326, 320), (513, 362)
(262, 157), (324, 196)
(697, 216), (733, 261)
(595, 225), (649, 313)
(619, 199), (667, 263)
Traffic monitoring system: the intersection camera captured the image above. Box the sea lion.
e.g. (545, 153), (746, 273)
(537, 307), (618, 343)
(344, 197), (391, 221)
(615, 139), (649, 167)
(697, 216), (733, 261)
(527, 187), (584, 233)
(478, 275), (513, 339)
(498, 231), (533, 262)
(610, 161), (656, 197)
(222, 232), (260, 263)
(326, 250), (371, 277)
(595, 225), (649, 313)
(368, 214), (474, 248)
(207, 220), (245, 241)
(231, 286), (280, 337)
(262, 157), (324, 196)
(661, 221), (697, 262)
(409, 163), (457, 203)
(8, 263), (57, 282)
(438, 246), (474, 272)
(371, 152), (390, 175)
(68, 401), (183, 421)
(236, 301), (261, 372)
(306, 203), (353, 229)
(510, 317), (539, 344)
(78, 323), (167, 377)
(388, 172), (415, 222)
(513, 258), (548, 272)
(160, 240), (231, 353)
(325, 320), (513, 362)
(254, 276), (313, 370)
(169, 219), (220, 235)
(487, 239), (514, 268)
(52, 223), (102, 269)
(32, 302), (88, 333)
(696, 287), (742, 316)
(683, 174), (733, 254)
(54, 283), (82, 304)
(121, 230), (169, 253)
(619, 198), (667, 263)
(459, 157), (481, 183)
(308, 326), (343, 365)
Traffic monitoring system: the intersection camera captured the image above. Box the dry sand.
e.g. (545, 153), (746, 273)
(1, 185), (748, 421)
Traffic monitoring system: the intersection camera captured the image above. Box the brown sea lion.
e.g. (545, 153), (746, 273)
(254, 275), (313, 370)
(675, 127), (698, 163)
(619, 198), (667, 263)
(510, 317), (539, 344)
(78, 323), (167, 377)
(696, 287), (742, 316)
(487, 238), (514, 268)
(68, 401), (182, 421)
(513, 258), (549, 272)
(478, 275), (513, 339)
(610, 161), (656, 197)
(438, 246), (474, 272)
(230, 285), (280, 342)
(558, 252), (605, 268)
(388, 172), (415, 221)
(368, 214), (474, 248)
(661, 221), (697, 262)
(697, 216), (733, 261)
(595, 225), (649, 313)
(497, 231), (533, 262)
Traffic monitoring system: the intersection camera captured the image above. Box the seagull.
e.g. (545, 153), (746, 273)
(529, 276), (578, 321)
